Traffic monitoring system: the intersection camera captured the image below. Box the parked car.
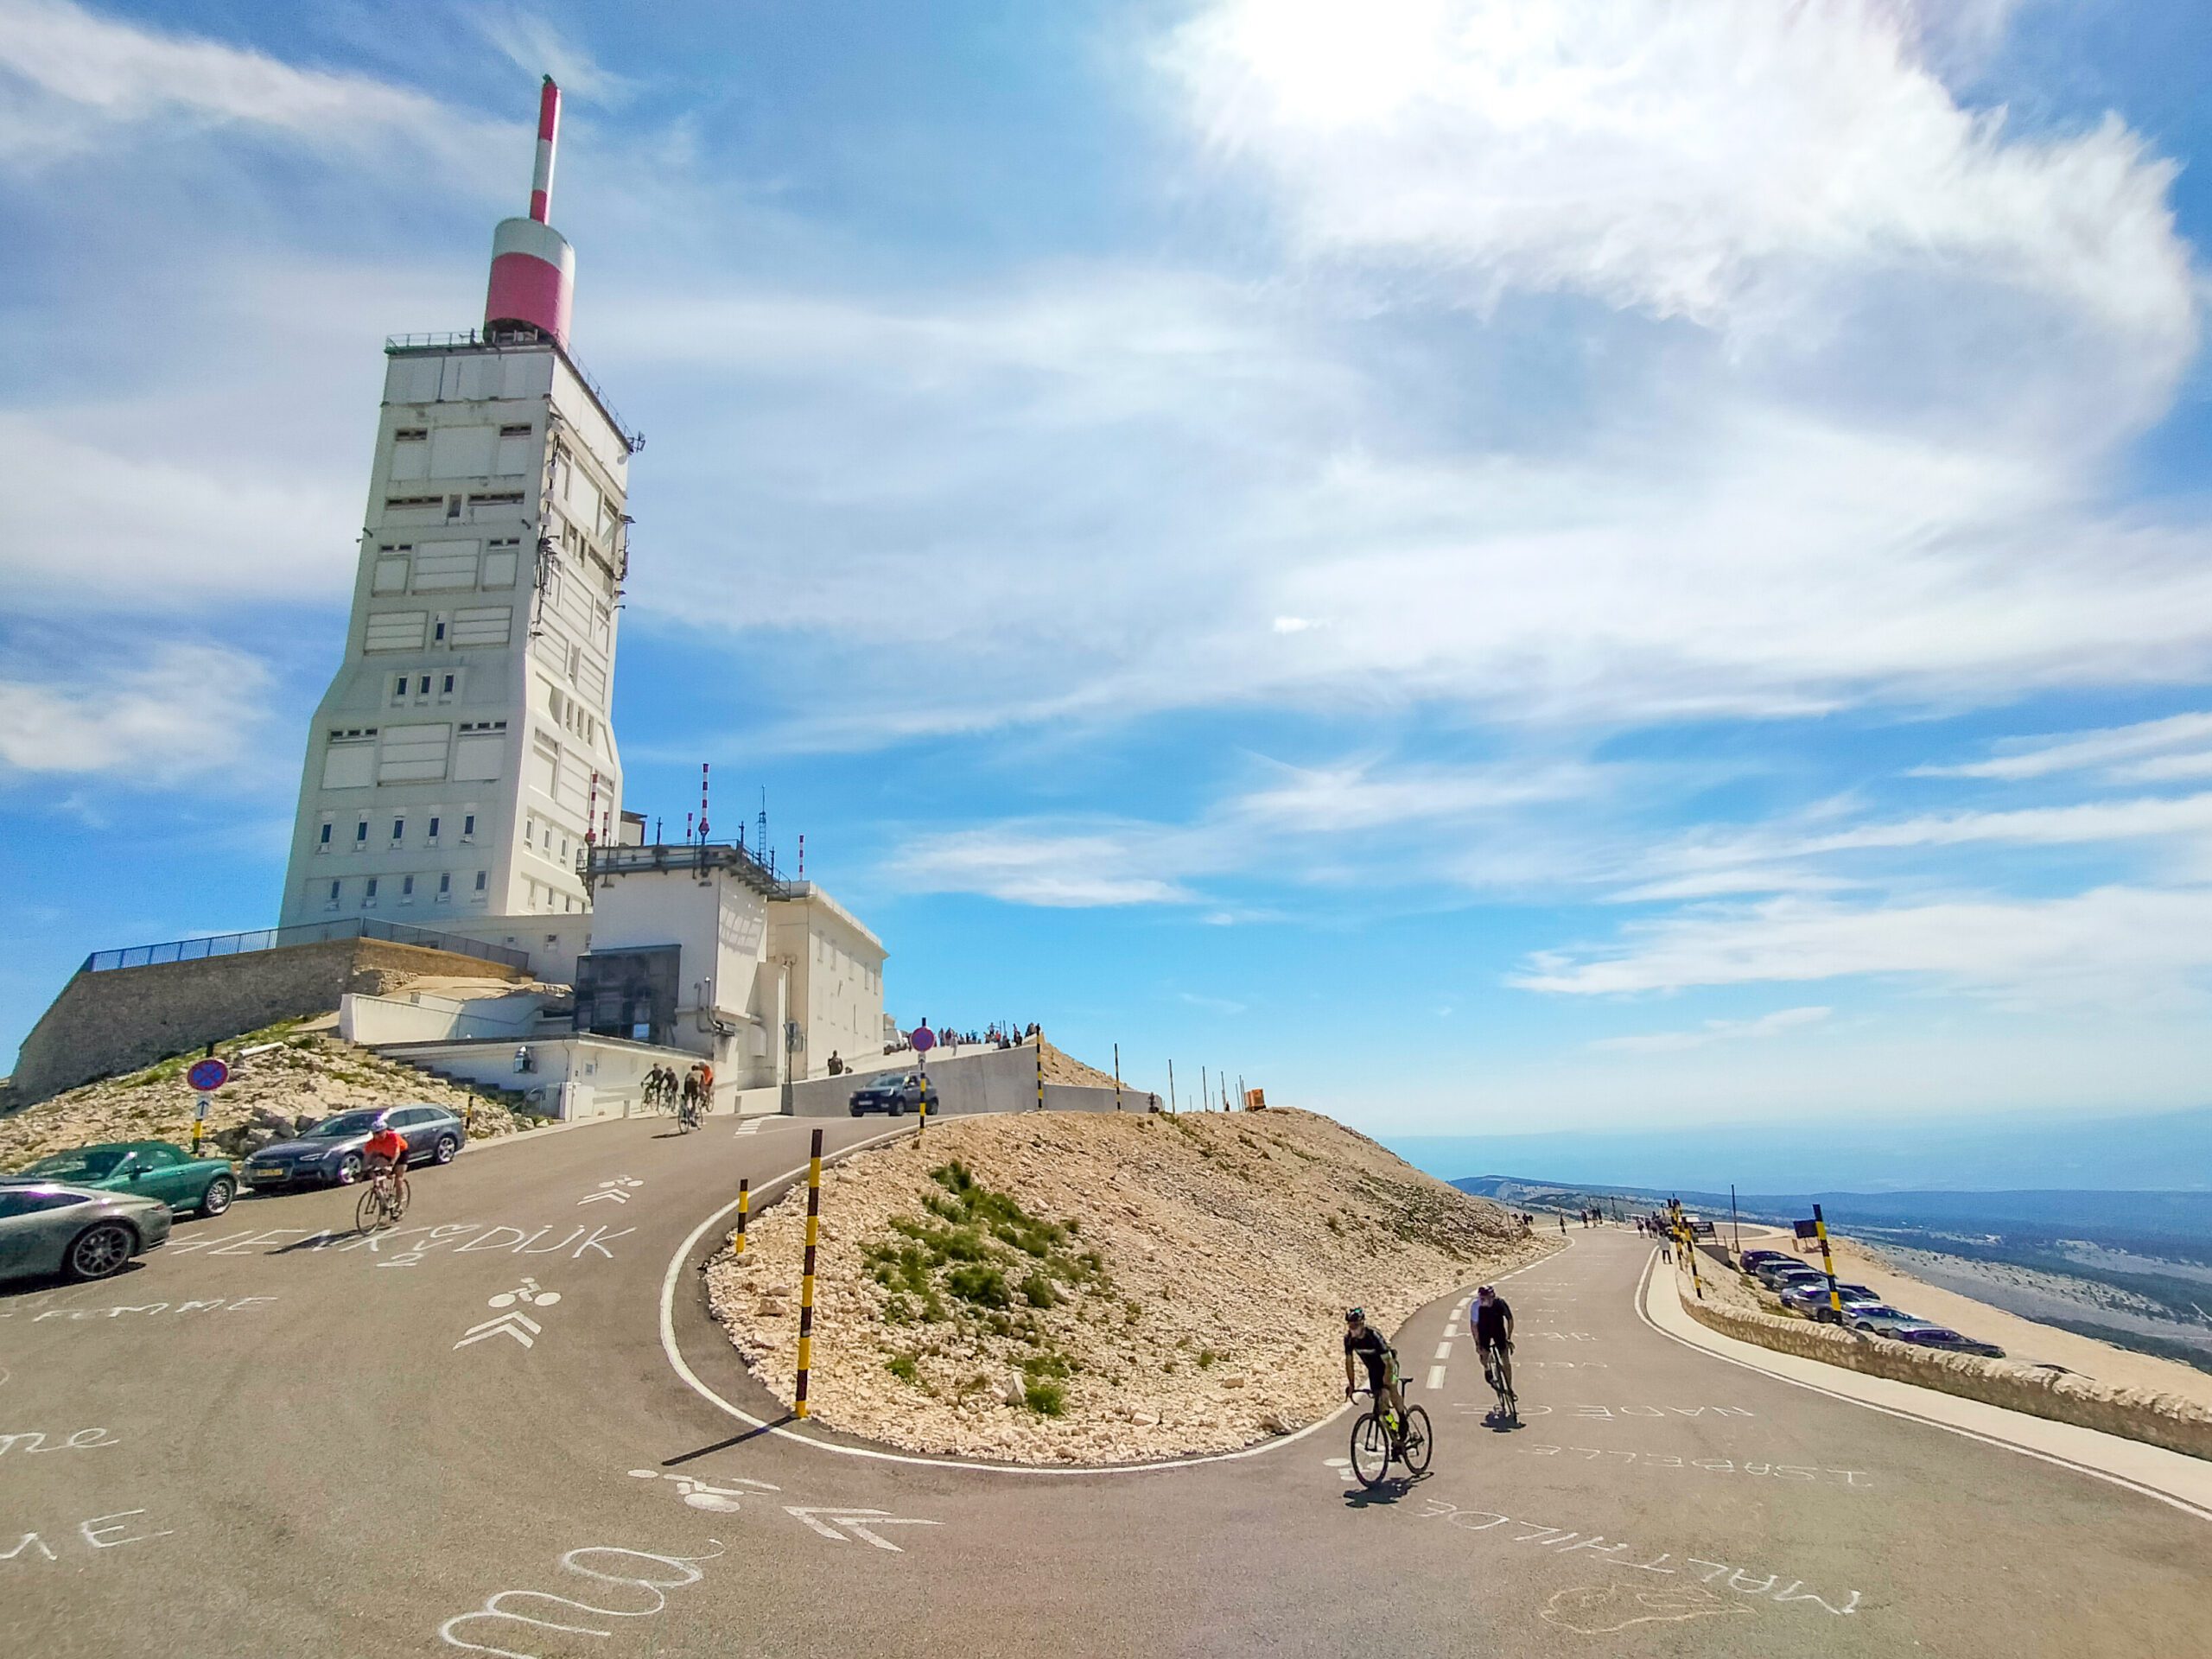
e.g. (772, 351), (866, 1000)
(1894, 1325), (2005, 1359)
(242, 1105), (467, 1191)
(1753, 1261), (1827, 1291)
(3, 1141), (237, 1218)
(0, 1184), (173, 1283)
(849, 1073), (937, 1117)
(1843, 1304), (1924, 1338)
(1740, 1249), (1796, 1270)
(1779, 1281), (1882, 1319)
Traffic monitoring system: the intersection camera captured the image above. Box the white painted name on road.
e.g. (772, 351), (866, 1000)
(438, 1544), (721, 1655)
(2, 1508), (175, 1565)
(0, 1297), (275, 1324)
(1525, 1446), (1870, 1485)
(162, 1222), (636, 1268)
(0, 1427), (122, 1457)
(1419, 1498), (1860, 1618)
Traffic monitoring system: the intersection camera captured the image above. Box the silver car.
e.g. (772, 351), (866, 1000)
(0, 1183), (173, 1284)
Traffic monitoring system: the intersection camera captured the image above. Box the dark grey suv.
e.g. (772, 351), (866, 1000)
(242, 1105), (467, 1192)
(849, 1073), (936, 1117)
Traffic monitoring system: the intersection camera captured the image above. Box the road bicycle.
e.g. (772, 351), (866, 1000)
(1481, 1343), (1519, 1423)
(677, 1096), (702, 1133)
(1347, 1386), (1432, 1487)
(355, 1166), (411, 1233)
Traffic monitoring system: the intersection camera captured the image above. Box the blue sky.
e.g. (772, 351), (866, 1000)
(4, 0), (2211, 1146)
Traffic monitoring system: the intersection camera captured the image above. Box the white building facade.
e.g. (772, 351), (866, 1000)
(277, 78), (635, 934)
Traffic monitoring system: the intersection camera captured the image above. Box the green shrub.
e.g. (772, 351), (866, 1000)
(1020, 1273), (1061, 1309)
(1024, 1380), (1066, 1416)
(946, 1265), (1010, 1309)
(886, 1353), (918, 1384)
(1197, 1349), (1217, 1369)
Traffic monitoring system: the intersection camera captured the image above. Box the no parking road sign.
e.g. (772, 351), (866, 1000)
(909, 1027), (936, 1054)
(187, 1058), (230, 1093)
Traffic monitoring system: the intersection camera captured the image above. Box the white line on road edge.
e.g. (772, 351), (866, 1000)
(657, 1150), (1569, 1479)
(1631, 1250), (2212, 1526)
(1426, 1364), (1447, 1390)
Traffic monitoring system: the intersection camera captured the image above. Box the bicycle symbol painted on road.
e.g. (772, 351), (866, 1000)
(627, 1469), (780, 1512)
(487, 1279), (562, 1309)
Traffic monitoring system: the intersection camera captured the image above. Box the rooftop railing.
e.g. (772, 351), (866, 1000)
(385, 328), (641, 453)
(83, 918), (531, 975)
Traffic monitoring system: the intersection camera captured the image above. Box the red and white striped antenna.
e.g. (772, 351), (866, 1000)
(584, 769), (600, 845)
(530, 77), (561, 224)
(700, 763), (711, 841)
(797, 833), (804, 879)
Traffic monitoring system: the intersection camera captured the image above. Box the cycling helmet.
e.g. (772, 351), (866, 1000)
(1344, 1307), (1364, 1323)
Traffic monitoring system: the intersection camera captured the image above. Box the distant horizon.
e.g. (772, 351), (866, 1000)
(1381, 1101), (2212, 1195)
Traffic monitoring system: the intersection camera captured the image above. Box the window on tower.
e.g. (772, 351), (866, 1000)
(427, 816), (441, 841)
(418, 675), (431, 696)
(441, 673), (455, 696)
(391, 818), (404, 842)
(318, 823), (332, 848)
(355, 821), (368, 844)
(474, 871), (487, 892)
(463, 814), (477, 838)
(365, 878), (379, 906)
(392, 674), (409, 701)
(401, 875), (415, 900)
(327, 880), (340, 907)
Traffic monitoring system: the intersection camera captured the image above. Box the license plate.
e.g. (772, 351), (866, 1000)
(249, 1169), (285, 1185)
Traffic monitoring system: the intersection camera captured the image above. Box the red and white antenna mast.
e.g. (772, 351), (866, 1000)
(484, 76), (575, 346)
(699, 763), (711, 841)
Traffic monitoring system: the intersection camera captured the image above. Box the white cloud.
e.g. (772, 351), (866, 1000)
(1516, 886), (2212, 1003)
(1163, 0), (2194, 373)
(0, 0), (516, 173)
(0, 643), (275, 780)
(1592, 1005), (1831, 1053)
(1231, 758), (1597, 835)
(885, 827), (1197, 907)
(470, 8), (639, 105)
(1914, 711), (2212, 781)
(1660, 791), (2212, 873)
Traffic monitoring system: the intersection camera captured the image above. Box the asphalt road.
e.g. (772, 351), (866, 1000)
(4, 1110), (2208, 1657)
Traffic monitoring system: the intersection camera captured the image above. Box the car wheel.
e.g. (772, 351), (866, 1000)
(433, 1135), (458, 1165)
(335, 1154), (365, 1185)
(67, 1223), (136, 1281)
(850, 1105), (863, 1116)
(200, 1175), (236, 1217)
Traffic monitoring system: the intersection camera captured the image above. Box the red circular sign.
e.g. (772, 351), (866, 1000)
(187, 1058), (230, 1093)
(909, 1027), (936, 1052)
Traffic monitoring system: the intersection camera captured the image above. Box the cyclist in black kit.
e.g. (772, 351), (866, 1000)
(1342, 1308), (1408, 1452)
(1475, 1285), (1516, 1420)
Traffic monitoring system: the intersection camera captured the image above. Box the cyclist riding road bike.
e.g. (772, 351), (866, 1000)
(1343, 1308), (1408, 1452)
(1474, 1284), (1516, 1419)
(362, 1122), (408, 1193)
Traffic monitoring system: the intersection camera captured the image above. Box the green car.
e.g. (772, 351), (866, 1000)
(3, 1141), (238, 1218)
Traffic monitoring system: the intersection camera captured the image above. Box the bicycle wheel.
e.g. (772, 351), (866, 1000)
(1348, 1410), (1393, 1488)
(1401, 1406), (1433, 1475)
(390, 1176), (411, 1220)
(355, 1185), (381, 1233)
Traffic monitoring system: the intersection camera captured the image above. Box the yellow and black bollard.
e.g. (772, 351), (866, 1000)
(1812, 1203), (1844, 1321)
(917, 1058), (928, 1145)
(732, 1177), (750, 1256)
(794, 1128), (823, 1420)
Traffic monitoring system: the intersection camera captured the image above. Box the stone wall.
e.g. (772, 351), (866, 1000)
(5, 940), (523, 1109)
(1675, 1278), (2212, 1464)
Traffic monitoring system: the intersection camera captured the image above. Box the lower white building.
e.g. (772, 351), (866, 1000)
(570, 841), (886, 1090)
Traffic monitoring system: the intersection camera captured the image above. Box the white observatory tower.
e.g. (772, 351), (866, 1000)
(278, 77), (635, 950)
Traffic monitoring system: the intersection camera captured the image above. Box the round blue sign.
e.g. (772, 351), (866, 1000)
(909, 1027), (936, 1053)
(187, 1058), (230, 1093)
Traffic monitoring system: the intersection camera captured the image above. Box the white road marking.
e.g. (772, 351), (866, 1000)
(783, 1506), (941, 1552)
(1427, 1364), (1448, 1390)
(454, 1312), (541, 1351)
(1433, 1342), (1453, 1361)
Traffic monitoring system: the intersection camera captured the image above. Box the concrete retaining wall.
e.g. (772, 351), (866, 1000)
(7, 940), (524, 1108)
(1675, 1275), (2212, 1465)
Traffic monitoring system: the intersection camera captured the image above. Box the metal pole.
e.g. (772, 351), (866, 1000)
(1812, 1202), (1843, 1321)
(794, 1128), (823, 1418)
(1167, 1058), (1177, 1115)
(733, 1177), (750, 1255)
(1035, 1028), (1044, 1113)
(1731, 1184), (1741, 1258)
(1201, 1066), (1208, 1113)
(1113, 1043), (1122, 1112)
(917, 1051), (928, 1144)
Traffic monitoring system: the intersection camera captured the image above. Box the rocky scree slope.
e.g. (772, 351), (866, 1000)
(0, 1020), (530, 1171)
(707, 1109), (1549, 1464)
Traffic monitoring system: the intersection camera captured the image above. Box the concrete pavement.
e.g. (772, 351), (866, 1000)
(3, 1119), (2207, 1656)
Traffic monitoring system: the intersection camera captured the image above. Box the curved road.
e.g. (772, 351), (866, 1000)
(5, 1111), (2207, 1656)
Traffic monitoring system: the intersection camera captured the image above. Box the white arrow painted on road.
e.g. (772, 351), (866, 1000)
(577, 1190), (631, 1205)
(454, 1312), (542, 1351)
(783, 1506), (941, 1552)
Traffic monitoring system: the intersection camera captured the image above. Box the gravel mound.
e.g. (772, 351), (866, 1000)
(706, 1109), (1550, 1465)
